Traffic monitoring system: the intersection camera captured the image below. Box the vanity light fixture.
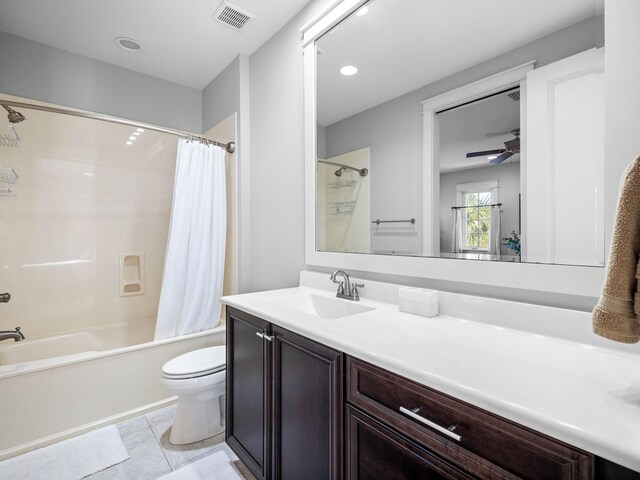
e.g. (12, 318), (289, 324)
(356, 6), (369, 16)
(114, 37), (143, 53)
(340, 65), (358, 76)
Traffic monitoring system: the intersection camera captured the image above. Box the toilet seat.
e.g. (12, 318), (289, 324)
(162, 346), (226, 380)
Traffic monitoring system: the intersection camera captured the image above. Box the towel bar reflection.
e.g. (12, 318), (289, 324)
(372, 218), (416, 225)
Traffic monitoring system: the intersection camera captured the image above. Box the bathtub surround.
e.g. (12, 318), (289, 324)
(155, 139), (227, 340)
(0, 425), (128, 480)
(0, 97), (177, 339)
(593, 155), (640, 343)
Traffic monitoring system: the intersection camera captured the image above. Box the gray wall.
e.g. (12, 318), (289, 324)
(0, 31), (202, 132)
(440, 163), (520, 255)
(202, 56), (240, 133)
(245, 0), (335, 292)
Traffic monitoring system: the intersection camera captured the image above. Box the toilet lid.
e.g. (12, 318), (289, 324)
(162, 346), (226, 378)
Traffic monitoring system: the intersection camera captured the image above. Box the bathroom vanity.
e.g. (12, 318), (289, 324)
(222, 272), (640, 480)
(225, 306), (343, 480)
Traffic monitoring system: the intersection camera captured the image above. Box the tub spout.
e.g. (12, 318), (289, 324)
(0, 327), (24, 342)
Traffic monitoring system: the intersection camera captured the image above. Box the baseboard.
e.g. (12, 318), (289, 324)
(0, 396), (178, 461)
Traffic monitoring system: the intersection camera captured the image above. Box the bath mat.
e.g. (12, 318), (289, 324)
(0, 424), (129, 480)
(159, 450), (242, 480)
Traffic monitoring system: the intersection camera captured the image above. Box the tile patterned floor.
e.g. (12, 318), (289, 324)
(83, 404), (254, 480)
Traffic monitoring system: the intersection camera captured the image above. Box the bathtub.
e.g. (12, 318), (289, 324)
(0, 317), (225, 460)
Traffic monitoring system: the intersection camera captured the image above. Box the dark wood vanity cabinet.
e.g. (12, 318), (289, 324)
(226, 307), (343, 480)
(226, 306), (638, 480)
(226, 307), (270, 479)
(346, 356), (594, 480)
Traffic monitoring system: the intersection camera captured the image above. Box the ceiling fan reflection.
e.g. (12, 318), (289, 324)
(466, 128), (520, 164)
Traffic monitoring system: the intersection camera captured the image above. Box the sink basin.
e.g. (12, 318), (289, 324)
(267, 292), (374, 319)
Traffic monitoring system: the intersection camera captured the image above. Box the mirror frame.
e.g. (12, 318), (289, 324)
(302, 0), (605, 298)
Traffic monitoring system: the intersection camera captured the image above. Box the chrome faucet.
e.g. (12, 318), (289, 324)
(0, 327), (24, 342)
(329, 270), (364, 301)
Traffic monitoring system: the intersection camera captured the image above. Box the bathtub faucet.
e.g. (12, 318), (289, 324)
(0, 327), (24, 342)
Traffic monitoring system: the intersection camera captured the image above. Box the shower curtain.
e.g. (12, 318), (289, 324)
(452, 208), (464, 254)
(154, 139), (226, 340)
(488, 205), (501, 256)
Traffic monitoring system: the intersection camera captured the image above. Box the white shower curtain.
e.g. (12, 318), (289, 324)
(452, 208), (464, 253)
(154, 139), (226, 341)
(489, 205), (501, 256)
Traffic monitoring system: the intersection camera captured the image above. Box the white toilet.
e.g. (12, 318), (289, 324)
(161, 345), (226, 445)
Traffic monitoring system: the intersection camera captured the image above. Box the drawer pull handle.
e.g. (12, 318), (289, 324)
(256, 332), (273, 341)
(399, 406), (462, 442)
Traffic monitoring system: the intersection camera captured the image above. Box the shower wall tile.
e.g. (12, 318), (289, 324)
(0, 95), (178, 339)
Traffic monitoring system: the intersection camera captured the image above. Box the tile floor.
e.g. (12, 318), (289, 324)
(82, 404), (255, 480)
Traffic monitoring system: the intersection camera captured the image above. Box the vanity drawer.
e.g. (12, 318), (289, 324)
(346, 357), (592, 480)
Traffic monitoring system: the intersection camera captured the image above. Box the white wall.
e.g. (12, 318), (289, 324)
(604, 0), (640, 256)
(0, 31), (202, 133)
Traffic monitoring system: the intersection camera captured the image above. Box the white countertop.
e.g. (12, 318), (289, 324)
(222, 272), (640, 472)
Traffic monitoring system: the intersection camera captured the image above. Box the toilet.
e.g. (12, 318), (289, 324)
(161, 345), (226, 445)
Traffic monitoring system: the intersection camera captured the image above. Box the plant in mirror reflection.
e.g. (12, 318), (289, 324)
(502, 231), (521, 256)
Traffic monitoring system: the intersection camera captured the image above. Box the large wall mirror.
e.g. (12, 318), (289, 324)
(303, 0), (606, 297)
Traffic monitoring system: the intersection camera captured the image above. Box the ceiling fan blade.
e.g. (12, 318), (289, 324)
(490, 151), (514, 164)
(466, 149), (506, 158)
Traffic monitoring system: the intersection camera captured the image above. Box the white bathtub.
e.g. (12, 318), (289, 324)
(0, 317), (225, 460)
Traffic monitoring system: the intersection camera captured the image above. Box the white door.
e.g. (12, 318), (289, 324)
(525, 48), (604, 266)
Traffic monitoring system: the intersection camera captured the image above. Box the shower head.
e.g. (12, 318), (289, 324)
(2, 105), (26, 124)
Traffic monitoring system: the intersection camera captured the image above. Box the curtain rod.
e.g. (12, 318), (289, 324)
(0, 99), (236, 154)
(451, 203), (502, 210)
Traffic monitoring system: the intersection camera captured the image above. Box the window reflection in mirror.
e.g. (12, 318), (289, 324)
(315, 0), (604, 266)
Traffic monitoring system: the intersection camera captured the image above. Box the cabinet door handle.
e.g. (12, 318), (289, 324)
(399, 406), (461, 442)
(255, 332), (274, 342)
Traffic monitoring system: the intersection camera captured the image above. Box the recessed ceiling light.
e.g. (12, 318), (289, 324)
(136, 128), (144, 132)
(129, 136), (136, 141)
(340, 65), (358, 76)
(356, 6), (369, 16)
(133, 132), (141, 136)
(114, 37), (143, 53)
(487, 155), (498, 160)
(126, 141), (133, 145)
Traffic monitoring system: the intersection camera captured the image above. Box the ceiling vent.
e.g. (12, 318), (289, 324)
(213, 1), (255, 31)
(508, 90), (520, 102)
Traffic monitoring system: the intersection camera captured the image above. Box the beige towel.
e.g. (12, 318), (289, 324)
(592, 155), (640, 343)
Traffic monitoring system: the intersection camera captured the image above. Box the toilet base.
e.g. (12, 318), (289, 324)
(169, 391), (226, 445)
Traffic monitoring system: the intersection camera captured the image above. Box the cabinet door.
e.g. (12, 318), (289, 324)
(346, 406), (475, 480)
(272, 325), (343, 480)
(226, 307), (271, 480)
